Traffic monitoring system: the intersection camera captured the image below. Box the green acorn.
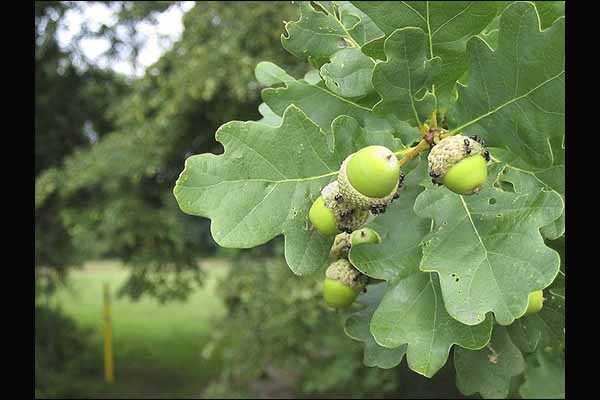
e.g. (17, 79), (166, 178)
(523, 290), (544, 317)
(323, 259), (368, 309)
(337, 146), (403, 214)
(309, 182), (371, 236)
(321, 181), (371, 233)
(347, 146), (400, 197)
(329, 228), (382, 258)
(350, 227), (382, 247)
(309, 196), (338, 236)
(428, 135), (489, 195)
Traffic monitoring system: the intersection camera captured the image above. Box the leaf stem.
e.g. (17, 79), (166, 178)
(395, 139), (431, 168)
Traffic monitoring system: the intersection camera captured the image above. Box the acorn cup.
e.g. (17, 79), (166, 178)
(322, 259), (368, 309)
(309, 181), (370, 236)
(428, 134), (490, 195)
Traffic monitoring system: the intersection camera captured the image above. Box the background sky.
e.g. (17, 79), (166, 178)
(56, 1), (196, 78)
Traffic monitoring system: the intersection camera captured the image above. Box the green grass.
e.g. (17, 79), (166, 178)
(45, 259), (230, 398)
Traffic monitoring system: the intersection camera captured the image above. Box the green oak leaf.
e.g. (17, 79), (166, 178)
(499, 165), (564, 241)
(477, 1), (510, 50)
(519, 348), (565, 399)
(257, 103), (282, 126)
(414, 173), (563, 326)
(372, 27), (440, 127)
(370, 271), (492, 378)
(480, 0), (565, 47)
(361, 36), (385, 60)
(255, 61), (295, 87)
(352, 1), (499, 108)
(451, 2), (565, 172)
(327, 114), (403, 163)
(260, 62), (406, 137)
(344, 282), (407, 369)
(550, 273), (565, 299)
(348, 158), (492, 377)
(303, 69), (322, 85)
(282, 1), (354, 61)
(349, 157), (430, 280)
(320, 48), (376, 98)
(534, 1), (565, 29)
(481, 28), (499, 50)
(174, 108), (403, 275)
(281, 0), (383, 64)
(337, 1), (385, 46)
(507, 288), (565, 354)
(455, 326), (525, 399)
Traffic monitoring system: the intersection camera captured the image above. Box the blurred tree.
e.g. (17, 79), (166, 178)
(35, 1), (130, 281)
(202, 257), (465, 399)
(35, 1), (305, 300)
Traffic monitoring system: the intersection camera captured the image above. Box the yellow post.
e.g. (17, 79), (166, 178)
(103, 282), (115, 383)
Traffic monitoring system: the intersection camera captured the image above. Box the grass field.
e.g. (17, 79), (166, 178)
(44, 259), (231, 398)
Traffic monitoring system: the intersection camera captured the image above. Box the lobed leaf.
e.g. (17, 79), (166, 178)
(349, 157), (430, 281)
(282, 1), (354, 61)
(353, 1), (499, 108)
(519, 348), (565, 399)
(414, 172), (563, 326)
(349, 159), (492, 377)
(455, 326), (525, 399)
(499, 165), (564, 241)
(320, 48), (376, 98)
(344, 283), (407, 369)
(261, 62), (406, 137)
(507, 288), (565, 354)
(372, 27), (440, 127)
(452, 2), (565, 172)
(370, 271), (492, 378)
(174, 109), (402, 275)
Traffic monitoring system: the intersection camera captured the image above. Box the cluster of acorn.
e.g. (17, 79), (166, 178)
(309, 145), (405, 237)
(322, 228), (381, 309)
(307, 136), (545, 315)
(308, 145), (402, 309)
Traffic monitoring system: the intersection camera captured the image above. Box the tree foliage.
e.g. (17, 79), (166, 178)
(35, 1), (306, 300)
(174, 1), (565, 396)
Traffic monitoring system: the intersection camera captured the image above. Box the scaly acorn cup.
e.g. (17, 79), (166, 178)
(329, 232), (351, 258)
(321, 181), (370, 233)
(323, 259), (368, 309)
(428, 134), (490, 195)
(522, 290), (545, 317)
(329, 228), (382, 258)
(337, 146), (403, 214)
